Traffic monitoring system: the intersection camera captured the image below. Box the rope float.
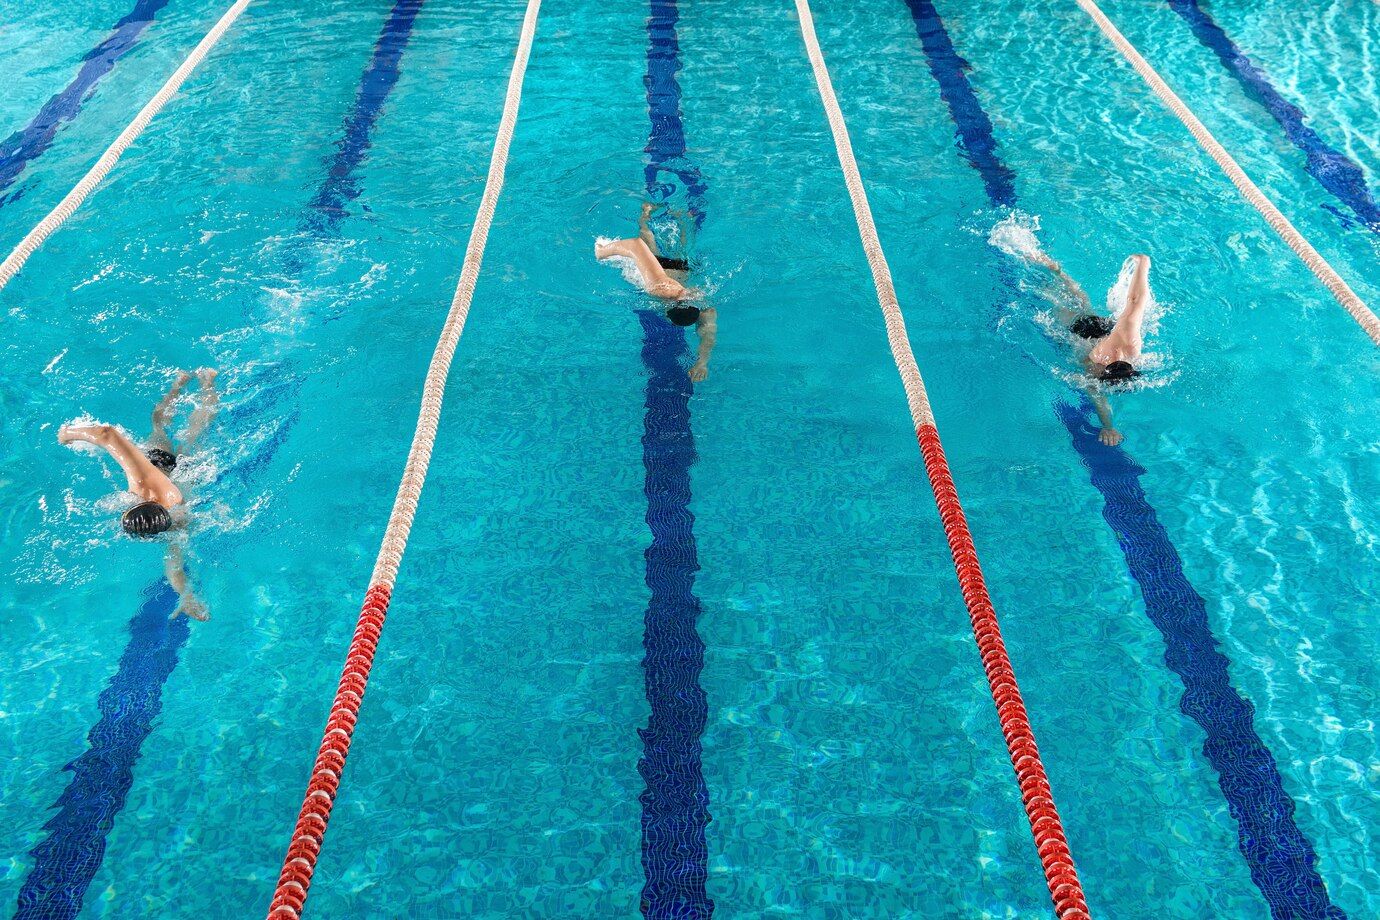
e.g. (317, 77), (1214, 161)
(264, 0), (542, 916)
(0, 0), (253, 293)
(791, 1), (1091, 917)
(1071, 0), (1380, 348)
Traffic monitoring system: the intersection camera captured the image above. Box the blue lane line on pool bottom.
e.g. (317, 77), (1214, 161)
(1165, 0), (1380, 233)
(638, 1), (713, 918)
(14, 581), (189, 920)
(0, 0), (171, 207)
(644, 0), (708, 231)
(11, 6), (425, 915)
(901, 0), (1015, 208)
(1057, 402), (1347, 920)
(301, 0), (425, 238)
(636, 309), (712, 920)
(901, 2), (1348, 916)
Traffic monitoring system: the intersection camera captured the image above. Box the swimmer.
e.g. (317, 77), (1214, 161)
(597, 202), (718, 382)
(1024, 251), (1152, 447)
(58, 368), (219, 619)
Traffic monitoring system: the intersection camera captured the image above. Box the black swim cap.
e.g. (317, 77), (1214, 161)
(145, 447), (177, 473)
(666, 305), (701, 327)
(1100, 361), (1139, 383)
(1070, 315), (1114, 339)
(123, 501), (172, 537)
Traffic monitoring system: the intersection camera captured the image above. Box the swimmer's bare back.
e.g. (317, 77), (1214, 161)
(596, 237), (693, 300)
(59, 424), (183, 508)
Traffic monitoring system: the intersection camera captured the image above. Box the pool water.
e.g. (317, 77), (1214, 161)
(1, 0), (1377, 917)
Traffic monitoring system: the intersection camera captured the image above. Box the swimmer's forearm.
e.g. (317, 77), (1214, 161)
(1091, 392), (1115, 428)
(165, 544), (187, 591)
(696, 336), (715, 365)
(1125, 256), (1151, 316)
(695, 322), (717, 365)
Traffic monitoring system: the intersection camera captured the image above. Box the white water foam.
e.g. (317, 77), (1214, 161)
(989, 214), (1177, 392)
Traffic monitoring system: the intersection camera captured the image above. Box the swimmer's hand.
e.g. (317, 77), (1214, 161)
(1099, 427), (1123, 447)
(173, 597), (209, 622)
(689, 361), (709, 383)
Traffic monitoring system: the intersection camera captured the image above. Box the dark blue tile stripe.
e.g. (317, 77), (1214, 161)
(901, 0), (1015, 208)
(15, 582), (190, 920)
(0, 0), (171, 208)
(1057, 402), (1347, 920)
(11, 9), (422, 915)
(644, 0), (708, 228)
(637, 2), (712, 918)
(302, 0), (425, 236)
(903, 3), (1347, 916)
(635, 310), (712, 920)
(1166, 0), (1380, 232)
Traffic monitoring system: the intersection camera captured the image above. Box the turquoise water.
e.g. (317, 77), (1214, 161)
(1, 0), (1377, 917)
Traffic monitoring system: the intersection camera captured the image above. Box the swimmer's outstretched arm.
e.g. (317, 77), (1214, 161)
(164, 539), (209, 621)
(689, 308), (717, 383)
(59, 424), (179, 504)
(1087, 390), (1123, 447)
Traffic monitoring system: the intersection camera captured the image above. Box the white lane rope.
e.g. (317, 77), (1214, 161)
(0, 0), (254, 293)
(791, 0), (936, 427)
(1072, 0), (1380, 347)
(368, 0), (540, 590)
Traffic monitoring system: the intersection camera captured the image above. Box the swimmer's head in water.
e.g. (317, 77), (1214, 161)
(122, 501), (172, 537)
(145, 447), (177, 474)
(1070, 314), (1114, 339)
(666, 305), (701, 327)
(1099, 361), (1139, 384)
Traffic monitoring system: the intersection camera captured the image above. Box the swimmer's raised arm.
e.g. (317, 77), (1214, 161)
(1118, 254), (1151, 338)
(59, 424), (182, 507)
(1093, 254), (1151, 366)
(596, 237), (687, 299)
(689, 307), (717, 383)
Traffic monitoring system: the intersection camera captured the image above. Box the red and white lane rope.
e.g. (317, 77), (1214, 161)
(0, 0), (253, 293)
(1072, 0), (1380, 347)
(791, 1), (1091, 917)
(264, 1), (543, 917)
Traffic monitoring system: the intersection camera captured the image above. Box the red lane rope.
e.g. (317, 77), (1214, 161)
(918, 427), (1090, 919)
(793, 0), (1091, 915)
(265, 0), (544, 915)
(268, 585), (391, 919)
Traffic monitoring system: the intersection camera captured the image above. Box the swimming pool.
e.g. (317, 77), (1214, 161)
(1, 0), (1377, 916)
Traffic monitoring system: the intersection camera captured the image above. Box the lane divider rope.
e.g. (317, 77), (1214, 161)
(791, 1), (1091, 917)
(1071, 0), (1380, 347)
(0, 0), (253, 293)
(264, 0), (543, 916)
